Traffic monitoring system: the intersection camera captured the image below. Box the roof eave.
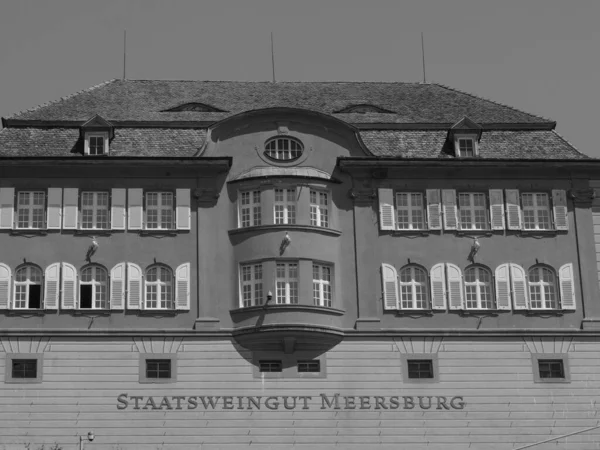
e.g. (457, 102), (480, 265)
(0, 156), (232, 170)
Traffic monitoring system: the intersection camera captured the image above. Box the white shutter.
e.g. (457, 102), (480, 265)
(44, 263), (60, 310)
(46, 188), (63, 230)
(510, 263), (528, 310)
(489, 189), (505, 230)
(176, 189), (191, 230)
(0, 187), (14, 229)
(426, 189), (442, 230)
(495, 263), (511, 310)
(505, 189), (522, 230)
(128, 189), (143, 230)
(446, 263), (464, 310)
(381, 263), (399, 310)
(430, 263), (447, 310)
(378, 188), (395, 230)
(127, 262), (143, 309)
(61, 262), (77, 309)
(559, 263), (576, 310)
(442, 189), (458, 230)
(0, 263), (11, 309)
(111, 189), (126, 230)
(175, 262), (191, 310)
(110, 262), (126, 309)
(552, 189), (568, 231)
(62, 188), (79, 230)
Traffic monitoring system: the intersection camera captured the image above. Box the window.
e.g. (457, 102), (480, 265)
(264, 137), (304, 161)
(84, 132), (109, 155)
(401, 354), (439, 383)
(276, 262), (298, 304)
(528, 266), (558, 309)
(539, 360), (564, 379)
(310, 190), (329, 227)
(81, 191), (109, 229)
(252, 352), (327, 379)
(464, 266), (494, 309)
(457, 138), (475, 157)
(14, 265), (42, 309)
(399, 266), (428, 309)
(297, 360), (321, 373)
(145, 265), (173, 309)
(5, 354), (43, 383)
(80, 265), (108, 309)
(89, 136), (105, 155)
(17, 191), (45, 229)
(12, 359), (37, 378)
(522, 193), (552, 230)
(259, 360), (283, 372)
(240, 263), (263, 307)
(139, 354), (177, 383)
(146, 192), (174, 230)
(313, 264), (332, 307)
(396, 193), (426, 230)
(274, 189), (296, 225)
(240, 190), (261, 227)
(407, 360), (434, 379)
(531, 354), (570, 383)
(146, 359), (171, 379)
(458, 193), (488, 230)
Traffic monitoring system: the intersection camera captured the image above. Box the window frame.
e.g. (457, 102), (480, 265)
(252, 351), (327, 379)
(309, 189), (330, 228)
(13, 264), (43, 310)
(5, 353), (43, 383)
(458, 192), (489, 230)
(276, 261), (299, 304)
(239, 262), (264, 307)
(80, 191), (110, 230)
(531, 353), (570, 383)
(464, 265), (495, 310)
(264, 136), (304, 162)
(16, 191), (46, 230)
(454, 135), (478, 158)
(139, 354), (177, 384)
(395, 192), (426, 230)
(145, 191), (175, 230)
(273, 188), (297, 225)
(84, 131), (109, 156)
(521, 192), (552, 231)
(144, 264), (174, 310)
(400, 353), (439, 383)
(399, 265), (429, 310)
(238, 190), (262, 228)
(79, 264), (109, 310)
(528, 265), (559, 310)
(312, 263), (333, 307)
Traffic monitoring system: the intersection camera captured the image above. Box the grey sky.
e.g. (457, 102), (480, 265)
(1, 0), (598, 157)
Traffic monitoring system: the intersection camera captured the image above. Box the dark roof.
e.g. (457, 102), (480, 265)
(5, 79), (552, 125)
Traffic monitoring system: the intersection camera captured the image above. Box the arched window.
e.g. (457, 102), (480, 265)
(464, 266), (493, 309)
(399, 265), (428, 309)
(14, 265), (42, 309)
(80, 265), (108, 309)
(528, 265), (558, 309)
(264, 137), (304, 161)
(145, 265), (173, 310)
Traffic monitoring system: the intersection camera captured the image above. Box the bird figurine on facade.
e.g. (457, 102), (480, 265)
(280, 232), (291, 255)
(468, 238), (480, 263)
(86, 236), (99, 262)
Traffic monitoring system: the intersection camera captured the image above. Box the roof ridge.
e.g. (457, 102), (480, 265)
(6, 79), (118, 120)
(431, 83), (555, 124)
(550, 129), (591, 159)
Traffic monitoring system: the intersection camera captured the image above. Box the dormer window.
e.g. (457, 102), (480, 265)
(457, 137), (475, 157)
(449, 117), (482, 158)
(80, 115), (113, 156)
(85, 132), (109, 156)
(264, 137), (304, 161)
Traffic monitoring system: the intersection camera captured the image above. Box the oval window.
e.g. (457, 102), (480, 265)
(264, 137), (304, 161)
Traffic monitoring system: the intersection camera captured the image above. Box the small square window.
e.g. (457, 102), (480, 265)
(539, 360), (564, 379)
(5, 354), (43, 383)
(12, 359), (37, 379)
(259, 360), (282, 372)
(454, 136), (478, 158)
(407, 360), (434, 379)
(401, 353), (439, 383)
(297, 360), (321, 373)
(85, 132), (109, 156)
(531, 354), (570, 383)
(139, 354), (177, 383)
(146, 359), (171, 379)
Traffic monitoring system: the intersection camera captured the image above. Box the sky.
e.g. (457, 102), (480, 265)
(0, 0), (599, 157)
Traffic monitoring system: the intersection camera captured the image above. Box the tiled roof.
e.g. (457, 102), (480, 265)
(5, 79), (552, 125)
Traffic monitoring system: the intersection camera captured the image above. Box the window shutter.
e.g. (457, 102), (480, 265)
(426, 189), (442, 230)
(176, 189), (191, 230)
(552, 189), (568, 231)
(489, 189), (505, 230)
(495, 263), (511, 310)
(128, 189), (143, 230)
(46, 188), (63, 230)
(61, 262), (77, 309)
(430, 263), (447, 310)
(44, 263), (60, 310)
(559, 263), (576, 310)
(0, 187), (15, 229)
(111, 188), (126, 230)
(381, 263), (399, 310)
(127, 262), (142, 309)
(175, 262), (191, 310)
(378, 188), (395, 230)
(509, 263), (528, 309)
(62, 188), (79, 230)
(110, 262), (126, 309)
(446, 263), (464, 310)
(442, 189), (458, 230)
(505, 189), (522, 230)
(0, 263), (11, 309)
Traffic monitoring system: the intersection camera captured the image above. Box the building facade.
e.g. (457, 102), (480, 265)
(0, 80), (599, 449)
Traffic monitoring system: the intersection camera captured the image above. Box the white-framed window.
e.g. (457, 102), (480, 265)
(464, 266), (494, 309)
(396, 192), (426, 230)
(80, 265), (108, 309)
(399, 266), (428, 309)
(456, 137), (476, 157)
(84, 132), (109, 156)
(240, 263), (263, 307)
(81, 191), (109, 229)
(310, 190), (329, 228)
(458, 192), (488, 230)
(274, 188), (296, 225)
(145, 265), (173, 309)
(16, 191), (45, 229)
(146, 192), (174, 230)
(313, 264), (332, 307)
(276, 262), (298, 304)
(264, 137), (304, 161)
(522, 193), (552, 230)
(14, 265), (43, 309)
(528, 266), (558, 309)
(240, 190), (262, 228)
